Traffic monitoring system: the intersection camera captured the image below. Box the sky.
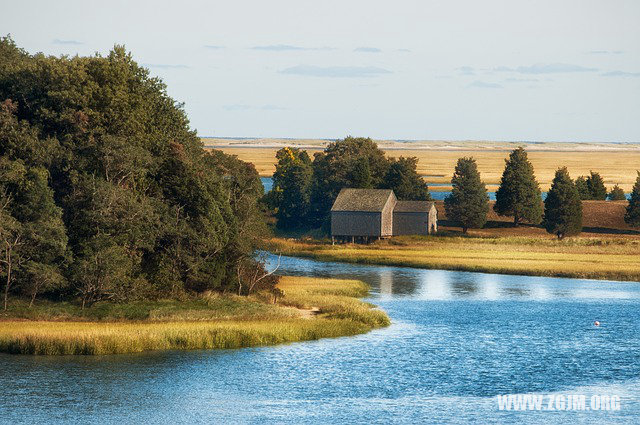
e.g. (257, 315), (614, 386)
(2, 0), (639, 142)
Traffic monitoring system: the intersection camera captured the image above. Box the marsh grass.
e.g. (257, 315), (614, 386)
(211, 144), (640, 192)
(268, 236), (640, 282)
(0, 277), (389, 355)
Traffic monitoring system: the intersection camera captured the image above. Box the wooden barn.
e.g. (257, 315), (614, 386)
(330, 188), (438, 242)
(393, 201), (438, 235)
(331, 188), (397, 241)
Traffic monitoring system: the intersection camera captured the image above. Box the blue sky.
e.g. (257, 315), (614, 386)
(2, 0), (639, 142)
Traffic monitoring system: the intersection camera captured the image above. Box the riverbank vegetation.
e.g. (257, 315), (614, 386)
(267, 236), (640, 282)
(0, 276), (389, 355)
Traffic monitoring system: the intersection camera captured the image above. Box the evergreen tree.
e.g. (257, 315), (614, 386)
(625, 172), (640, 227)
(268, 147), (313, 229)
(493, 147), (543, 225)
(543, 168), (583, 239)
(586, 171), (607, 200)
(608, 184), (627, 201)
(381, 157), (432, 200)
(444, 157), (489, 233)
(575, 176), (591, 200)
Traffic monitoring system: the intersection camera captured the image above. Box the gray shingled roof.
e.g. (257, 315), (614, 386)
(393, 200), (435, 213)
(331, 188), (395, 212)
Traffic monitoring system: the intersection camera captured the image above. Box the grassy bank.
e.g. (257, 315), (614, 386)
(267, 236), (640, 282)
(0, 277), (389, 355)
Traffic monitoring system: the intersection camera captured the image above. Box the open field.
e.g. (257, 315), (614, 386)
(205, 139), (640, 191)
(0, 277), (389, 355)
(268, 235), (640, 283)
(435, 200), (639, 238)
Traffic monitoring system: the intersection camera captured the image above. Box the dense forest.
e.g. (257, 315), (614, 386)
(0, 37), (270, 308)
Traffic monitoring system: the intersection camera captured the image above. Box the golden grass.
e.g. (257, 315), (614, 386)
(267, 236), (640, 282)
(0, 276), (389, 355)
(211, 146), (640, 192)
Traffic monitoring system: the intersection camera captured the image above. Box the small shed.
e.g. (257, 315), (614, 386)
(331, 188), (397, 239)
(392, 201), (438, 235)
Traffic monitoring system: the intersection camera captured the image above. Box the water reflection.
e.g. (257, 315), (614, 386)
(2, 254), (639, 424)
(266, 254), (640, 301)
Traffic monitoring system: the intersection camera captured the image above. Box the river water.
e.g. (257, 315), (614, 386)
(1, 254), (639, 424)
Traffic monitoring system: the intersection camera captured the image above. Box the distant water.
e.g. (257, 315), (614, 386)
(261, 176), (273, 192)
(2, 255), (639, 424)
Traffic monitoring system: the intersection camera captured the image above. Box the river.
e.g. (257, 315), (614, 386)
(1, 254), (639, 424)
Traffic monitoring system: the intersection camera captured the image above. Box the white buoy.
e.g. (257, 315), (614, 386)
(594, 321), (600, 326)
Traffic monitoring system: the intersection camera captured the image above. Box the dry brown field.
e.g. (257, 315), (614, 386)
(205, 141), (640, 192)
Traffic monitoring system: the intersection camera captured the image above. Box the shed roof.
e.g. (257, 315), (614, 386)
(331, 188), (395, 212)
(393, 200), (435, 213)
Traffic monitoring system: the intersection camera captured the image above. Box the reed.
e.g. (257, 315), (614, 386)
(267, 237), (640, 282)
(0, 277), (389, 355)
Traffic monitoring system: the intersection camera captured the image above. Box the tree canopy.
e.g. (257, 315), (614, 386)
(625, 172), (640, 227)
(608, 184), (627, 201)
(493, 147), (543, 225)
(267, 147), (313, 230)
(382, 157), (432, 201)
(586, 171), (607, 200)
(543, 168), (583, 239)
(0, 37), (267, 307)
(309, 136), (390, 227)
(444, 157), (489, 233)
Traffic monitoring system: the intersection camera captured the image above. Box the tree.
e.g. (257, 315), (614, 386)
(586, 171), (607, 200)
(493, 147), (543, 226)
(0, 200), (23, 310)
(625, 172), (640, 227)
(608, 184), (627, 201)
(0, 36), (268, 302)
(309, 136), (389, 227)
(543, 168), (582, 239)
(444, 157), (489, 233)
(267, 147), (313, 229)
(381, 157), (432, 200)
(22, 263), (64, 307)
(575, 176), (591, 200)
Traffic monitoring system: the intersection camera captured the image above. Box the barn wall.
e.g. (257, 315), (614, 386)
(331, 211), (382, 236)
(429, 206), (438, 234)
(393, 212), (429, 236)
(381, 194), (397, 237)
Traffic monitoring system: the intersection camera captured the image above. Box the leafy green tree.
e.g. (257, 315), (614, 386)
(494, 147), (543, 225)
(625, 172), (640, 227)
(0, 36), (268, 302)
(608, 184), (627, 201)
(543, 168), (583, 239)
(575, 176), (591, 200)
(586, 171), (607, 200)
(309, 136), (389, 227)
(267, 147), (313, 229)
(382, 157), (432, 200)
(444, 157), (489, 233)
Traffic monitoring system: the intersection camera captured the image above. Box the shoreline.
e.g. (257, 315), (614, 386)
(266, 237), (640, 283)
(0, 276), (389, 355)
